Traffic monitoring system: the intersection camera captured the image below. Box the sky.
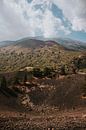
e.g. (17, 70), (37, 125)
(0, 0), (86, 42)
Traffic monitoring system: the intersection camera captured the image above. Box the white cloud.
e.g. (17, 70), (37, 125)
(53, 0), (86, 32)
(0, 0), (70, 41)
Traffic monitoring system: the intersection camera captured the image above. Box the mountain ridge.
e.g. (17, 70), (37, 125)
(0, 37), (86, 51)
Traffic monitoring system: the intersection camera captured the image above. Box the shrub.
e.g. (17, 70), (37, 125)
(1, 76), (7, 88)
(32, 68), (43, 78)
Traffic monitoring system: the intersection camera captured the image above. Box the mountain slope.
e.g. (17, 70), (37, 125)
(54, 38), (86, 51)
(30, 37), (86, 51)
(0, 37), (86, 72)
(0, 37), (86, 51)
(0, 41), (14, 47)
(0, 38), (64, 53)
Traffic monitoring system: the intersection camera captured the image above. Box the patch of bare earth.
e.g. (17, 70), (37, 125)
(0, 107), (86, 130)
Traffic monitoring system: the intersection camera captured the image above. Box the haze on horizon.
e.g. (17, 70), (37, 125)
(0, 0), (86, 42)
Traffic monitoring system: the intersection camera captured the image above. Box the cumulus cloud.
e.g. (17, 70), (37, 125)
(0, 0), (86, 41)
(42, 9), (70, 37)
(0, 0), (70, 41)
(53, 0), (86, 32)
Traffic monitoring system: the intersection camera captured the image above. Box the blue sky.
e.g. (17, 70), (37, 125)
(0, 0), (86, 42)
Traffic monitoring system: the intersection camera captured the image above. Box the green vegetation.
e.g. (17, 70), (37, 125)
(0, 76), (7, 88)
(0, 45), (85, 73)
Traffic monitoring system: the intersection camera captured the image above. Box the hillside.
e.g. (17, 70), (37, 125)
(54, 38), (86, 51)
(0, 71), (86, 129)
(0, 38), (86, 73)
(0, 38), (62, 52)
(0, 37), (86, 50)
(0, 71), (86, 109)
(0, 38), (86, 130)
(31, 37), (86, 51)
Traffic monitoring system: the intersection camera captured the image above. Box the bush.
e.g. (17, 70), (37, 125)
(1, 76), (7, 88)
(58, 65), (66, 75)
(43, 67), (56, 78)
(32, 68), (43, 78)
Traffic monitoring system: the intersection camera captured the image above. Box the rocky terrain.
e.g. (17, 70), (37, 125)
(0, 72), (86, 130)
(0, 38), (86, 129)
(0, 107), (86, 130)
